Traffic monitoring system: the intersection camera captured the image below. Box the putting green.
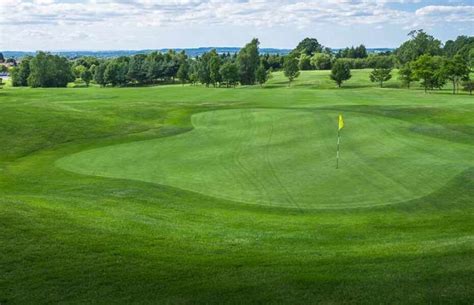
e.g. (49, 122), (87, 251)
(57, 108), (472, 209)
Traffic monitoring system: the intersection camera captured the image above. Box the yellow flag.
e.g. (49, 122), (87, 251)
(338, 114), (344, 130)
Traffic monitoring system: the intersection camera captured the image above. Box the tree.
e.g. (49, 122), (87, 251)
(469, 48), (474, 70)
(127, 54), (147, 84)
(398, 63), (417, 88)
(412, 54), (442, 92)
(219, 62), (239, 87)
(104, 60), (128, 86)
(311, 53), (332, 70)
(462, 80), (474, 95)
(431, 56), (447, 90)
(265, 54), (284, 71)
(294, 38), (323, 56)
(27, 52), (74, 88)
(442, 55), (470, 94)
(94, 62), (108, 87)
(444, 35), (474, 59)
(354, 45), (368, 58)
(188, 62), (199, 85)
(395, 30), (442, 64)
(81, 69), (92, 87)
(298, 54), (312, 70)
(73, 65), (87, 79)
(237, 38), (260, 85)
(330, 60), (351, 87)
(11, 56), (31, 86)
(0, 52), (4, 63)
(163, 51), (180, 81)
(337, 45), (368, 59)
(197, 52), (212, 86)
(209, 51), (222, 87)
(255, 64), (270, 87)
(283, 55), (300, 87)
(176, 60), (189, 85)
(370, 67), (392, 87)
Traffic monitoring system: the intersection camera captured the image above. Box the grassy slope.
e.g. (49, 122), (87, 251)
(0, 70), (473, 304)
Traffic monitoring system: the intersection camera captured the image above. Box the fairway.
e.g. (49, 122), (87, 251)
(1, 70), (474, 304)
(58, 108), (473, 209)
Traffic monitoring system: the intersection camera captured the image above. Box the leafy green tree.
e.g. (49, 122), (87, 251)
(147, 60), (165, 83)
(264, 54), (284, 71)
(198, 52), (212, 86)
(89, 64), (97, 77)
(94, 62), (108, 87)
(298, 54), (312, 70)
(176, 60), (189, 85)
(310, 53), (332, 70)
(73, 65), (87, 79)
(27, 52), (74, 88)
(237, 38), (260, 85)
(283, 55), (300, 87)
(74, 57), (100, 69)
(370, 67), (392, 87)
(337, 45), (368, 59)
(81, 69), (92, 87)
(104, 60), (128, 86)
(442, 55), (470, 94)
(469, 48), (474, 70)
(398, 63), (417, 88)
(0, 52), (4, 63)
(354, 45), (368, 58)
(219, 62), (239, 87)
(395, 30), (442, 64)
(162, 50), (180, 81)
(444, 36), (474, 59)
(11, 56), (31, 86)
(255, 64), (270, 87)
(432, 57), (448, 90)
(188, 62), (199, 85)
(209, 51), (222, 87)
(145, 52), (164, 83)
(127, 54), (147, 84)
(412, 54), (443, 92)
(330, 60), (351, 87)
(462, 80), (474, 95)
(294, 38), (323, 56)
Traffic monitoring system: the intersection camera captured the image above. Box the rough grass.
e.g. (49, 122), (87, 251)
(0, 70), (473, 304)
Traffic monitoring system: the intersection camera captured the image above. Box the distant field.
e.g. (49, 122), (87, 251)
(1, 71), (473, 304)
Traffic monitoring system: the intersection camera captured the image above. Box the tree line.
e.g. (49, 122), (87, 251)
(11, 39), (275, 88)
(367, 30), (473, 94)
(326, 30), (473, 93)
(8, 30), (474, 93)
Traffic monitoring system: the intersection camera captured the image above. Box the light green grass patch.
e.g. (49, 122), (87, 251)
(57, 108), (473, 209)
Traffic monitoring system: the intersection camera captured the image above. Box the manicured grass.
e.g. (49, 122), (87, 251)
(57, 108), (472, 209)
(0, 70), (473, 304)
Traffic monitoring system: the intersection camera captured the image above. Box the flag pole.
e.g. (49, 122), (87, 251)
(336, 128), (340, 169)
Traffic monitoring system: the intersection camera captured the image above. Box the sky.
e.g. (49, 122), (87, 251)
(1, 0), (473, 51)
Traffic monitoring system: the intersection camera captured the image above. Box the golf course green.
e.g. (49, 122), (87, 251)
(1, 70), (473, 304)
(57, 108), (472, 209)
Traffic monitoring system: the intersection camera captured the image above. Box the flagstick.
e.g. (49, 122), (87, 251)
(336, 129), (340, 169)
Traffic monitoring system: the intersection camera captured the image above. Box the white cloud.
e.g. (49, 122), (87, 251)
(1, 0), (472, 50)
(416, 5), (474, 22)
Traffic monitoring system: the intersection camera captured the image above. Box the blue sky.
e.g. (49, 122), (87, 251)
(1, 0), (473, 51)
